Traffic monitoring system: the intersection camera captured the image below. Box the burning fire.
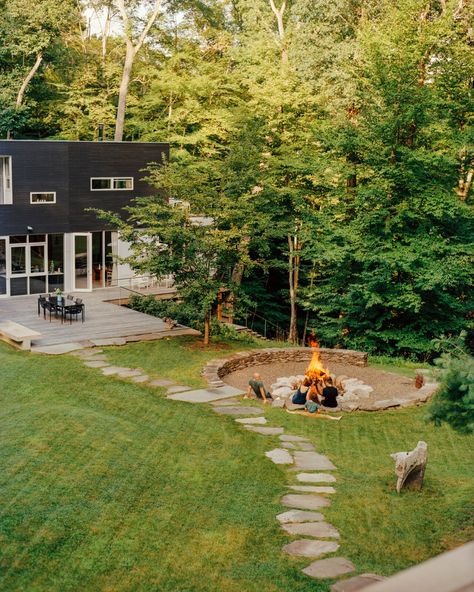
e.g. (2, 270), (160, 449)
(306, 339), (330, 382)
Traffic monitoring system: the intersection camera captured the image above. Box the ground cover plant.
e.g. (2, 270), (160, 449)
(1, 337), (473, 592)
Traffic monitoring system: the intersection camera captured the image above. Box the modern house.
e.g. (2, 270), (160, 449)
(0, 140), (168, 297)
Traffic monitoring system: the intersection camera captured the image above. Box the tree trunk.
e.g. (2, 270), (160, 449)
(288, 234), (299, 344)
(269, 0), (288, 64)
(114, 40), (134, 142)
(16, 53), (43, 108)
(204, 311), (211, 346)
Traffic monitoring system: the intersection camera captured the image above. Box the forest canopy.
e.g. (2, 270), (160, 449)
(1, 0), (473, 358)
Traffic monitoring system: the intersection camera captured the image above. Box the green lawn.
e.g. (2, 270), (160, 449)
(0, 338), (472, 592)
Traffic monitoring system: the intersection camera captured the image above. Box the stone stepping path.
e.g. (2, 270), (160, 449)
(277, 509), (325, 523)
(293, 451), (337, 471)
(330, 573), (386, 591)
(302, 557), (355, 579)
(213, 406), (264, 416)
(281, 493), (331, 510)
(245, 426), (284, 435)
(73, 344), (358, 586)
(281, 521), (340, 539)
(288, 485), (336, 494)
(265, 449), (294, 465)
(282, 539), (340, 558)
(84, 360), (109, 368)
(235, 417), (267, 425)
(168, 385), (243, 403)
(297, 472), (337, 483)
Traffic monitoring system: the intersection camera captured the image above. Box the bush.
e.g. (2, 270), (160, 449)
(428, 335), (474, 435)
(128, 295), (260, 345)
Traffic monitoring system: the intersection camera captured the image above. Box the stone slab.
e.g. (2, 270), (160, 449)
(245, 426), (284, 435)
(84, 360), (109, 368)
(82, 355), (109, 361)
(282, 539), (339, 558)
(297, 473), (337, 483)
(280, 435), (310, 443)
(272, 399), (286, 408)
(101, 366), (132, 376)
(289, 485), (336, 494)
(302, 557), (355, 579)
(148, 378), (176, 387)
(330, 574), (386, 592)
(281, 494), (331, 510)
(167, 385), (243, 403)
(211, 397), (241, 406)
(32, 342), (86, 355)
(118, 369), (144, 378)
(70, 348), (103, 357)
(167, 385), (192, 394)
(297, 442), (316, 451)
(131, 375), (150, 383)
(276, 510), (325, 523)
(91, 338), (127, 346)
(265, 448), (294, 464)
(281, 442), (297, 449)
(293, 452), (337, 471)
(281, 521), (340, 539)
(235, 417), (268, 425)
(213, 406), (264, 416)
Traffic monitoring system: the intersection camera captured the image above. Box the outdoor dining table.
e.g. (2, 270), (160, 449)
(38, 296), (85, 324)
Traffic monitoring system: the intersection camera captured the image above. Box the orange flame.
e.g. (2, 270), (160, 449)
(306, 339), (330, 382)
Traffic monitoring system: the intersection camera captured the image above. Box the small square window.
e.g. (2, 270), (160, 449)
(30, 192), (56, 204)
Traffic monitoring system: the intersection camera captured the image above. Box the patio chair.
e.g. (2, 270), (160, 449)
(63, 303), (85, 324)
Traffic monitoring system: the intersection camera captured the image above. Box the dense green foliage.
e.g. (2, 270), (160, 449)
(1, 0), (473, 356)
(1, 340), (473, 591)
(429, 334), (474, 434)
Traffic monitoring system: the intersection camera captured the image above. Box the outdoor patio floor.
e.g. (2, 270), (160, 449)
(0, 287), (199, 352)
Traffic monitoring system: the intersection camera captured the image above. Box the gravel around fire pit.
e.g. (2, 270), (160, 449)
(222, 361), (422, 404)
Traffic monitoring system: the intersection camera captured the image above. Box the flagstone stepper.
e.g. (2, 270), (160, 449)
(288, 485), (336, 494)
(101, 366), (132, 376)
(296, 473), (337, 483)
(235, 417), (268, 425)
(148, 378), (176, 387)
(245, 426), (285, 435)
(293, 452), (337, 471)
(279, 435), (310, 443)
(84, 360), (109, 368)
(302, 557), (355, 579)
(265, 449), (294, 465)
(167, 386), (243, 403)
(281, 494), (331, 510)
(276, 510), (325, 523)
(330, 573), (386, 592)
(281, 521), (340, 539)
(282, 539), (339, 558)
(212, 406), (264, 416)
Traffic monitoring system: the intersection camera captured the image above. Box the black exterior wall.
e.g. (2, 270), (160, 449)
(0, 140), (169, 235)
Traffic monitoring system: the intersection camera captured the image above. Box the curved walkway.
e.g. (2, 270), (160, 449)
(71, 346), (385, 590)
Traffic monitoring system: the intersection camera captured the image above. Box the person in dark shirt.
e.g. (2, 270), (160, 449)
(320, 377), (339, 408)
(245, 372), (271, 403)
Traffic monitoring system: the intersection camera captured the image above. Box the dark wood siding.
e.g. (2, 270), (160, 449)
(0, 140), (169, 235)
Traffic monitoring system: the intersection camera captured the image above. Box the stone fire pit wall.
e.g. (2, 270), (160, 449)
(202, 347), (368, 388)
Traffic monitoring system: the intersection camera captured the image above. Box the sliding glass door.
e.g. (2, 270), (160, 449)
(73, 233), (92, 291)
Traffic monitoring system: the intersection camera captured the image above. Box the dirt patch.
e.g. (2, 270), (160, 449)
(223, 360), (421, 403)
(188, 340), (233, 352)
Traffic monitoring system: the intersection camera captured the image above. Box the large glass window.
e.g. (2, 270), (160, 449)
(0, 156), (12, 204)
(30, 244), (45, 273)
(11, 246), (26, 274)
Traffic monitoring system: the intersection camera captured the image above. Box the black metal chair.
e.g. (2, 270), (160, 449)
(63, 303), (85, 324)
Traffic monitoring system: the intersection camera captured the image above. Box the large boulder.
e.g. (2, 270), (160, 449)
(272, 386), (294, 399)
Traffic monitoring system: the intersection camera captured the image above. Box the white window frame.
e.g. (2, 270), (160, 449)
(30, 191), (56, 204)
(90, 177), (134, 191)
(0, 155), (13, 205)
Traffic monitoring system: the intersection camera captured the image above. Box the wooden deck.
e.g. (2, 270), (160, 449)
(0, 287), (198, 353)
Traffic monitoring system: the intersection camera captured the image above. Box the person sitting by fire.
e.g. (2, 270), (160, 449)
(244, 372), (272, 404)
(291, 376), (316, 406)
(287, 388), (342, 421)
(319, 377), (339, 408)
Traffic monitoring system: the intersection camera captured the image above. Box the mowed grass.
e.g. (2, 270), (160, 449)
(1, 336), (472, 591)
